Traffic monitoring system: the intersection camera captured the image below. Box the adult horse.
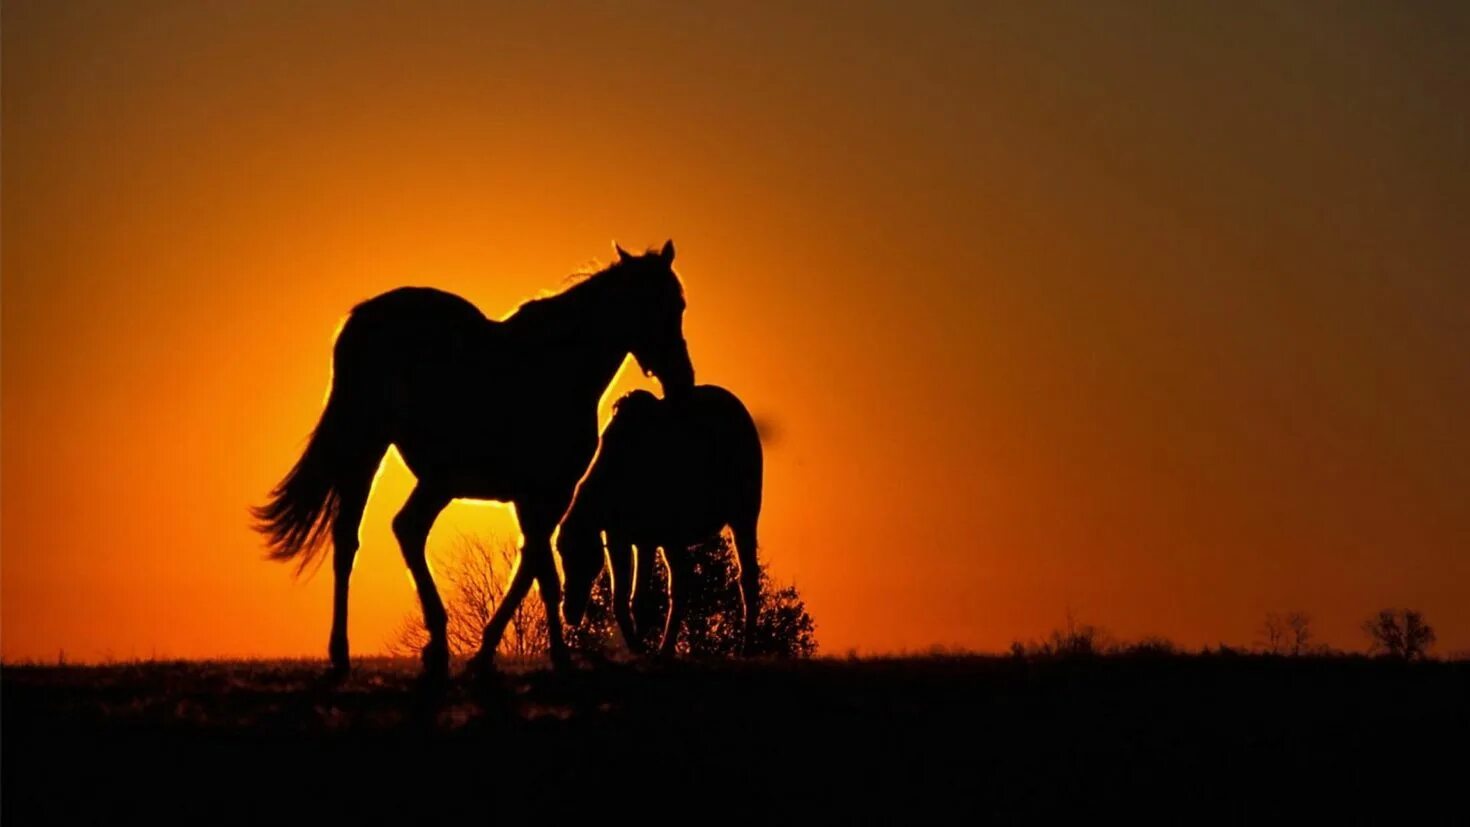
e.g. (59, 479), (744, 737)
(252, 241), (692, 679)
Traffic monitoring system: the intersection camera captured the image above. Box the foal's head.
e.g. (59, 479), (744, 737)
(604, 240), (694, 398)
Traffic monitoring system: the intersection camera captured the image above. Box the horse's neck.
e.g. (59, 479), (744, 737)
(505, 291), (631, 406)
(559, 342), (628, 403)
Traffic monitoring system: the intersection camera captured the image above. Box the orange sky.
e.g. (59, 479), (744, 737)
(4, 1), (1467, 661)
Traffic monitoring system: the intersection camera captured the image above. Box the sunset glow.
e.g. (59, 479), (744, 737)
(4, 2), (1466, 661)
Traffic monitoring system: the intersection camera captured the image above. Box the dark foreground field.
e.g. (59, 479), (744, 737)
(4, 654), (1467, 823)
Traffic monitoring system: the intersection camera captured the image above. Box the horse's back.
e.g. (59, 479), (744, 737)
(345, 287), (490, 337)
(686, 385), (762, 477)
(666, 384), (764, 526)
(331, 288), (502, 451)
(688, 385), (757, 437)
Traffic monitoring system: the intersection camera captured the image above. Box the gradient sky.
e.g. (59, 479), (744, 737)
(4, 1), (1467, 661)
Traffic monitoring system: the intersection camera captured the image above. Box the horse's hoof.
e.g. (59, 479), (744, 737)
(415, 668), (450, 696)
(421, 648), (450, 681)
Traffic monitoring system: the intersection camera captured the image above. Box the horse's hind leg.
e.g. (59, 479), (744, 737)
(521, 503), (571, 669)
(328, 460), (378, 678)
(732, 519), (761, 656)
(473, 499), (569, 670)
(392, 485), (453, 680)
(475, 550), (536, 670)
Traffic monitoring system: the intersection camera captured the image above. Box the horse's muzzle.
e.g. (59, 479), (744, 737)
(656, 345), (695, 399)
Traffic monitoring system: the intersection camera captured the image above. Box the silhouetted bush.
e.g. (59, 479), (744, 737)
(1116, 636), (1179, 657)
(621, 534), (817, 658)
(1012, 614), (1112, 658)
(392, 533), (816, 660)
(1010, 616), (1191, 659)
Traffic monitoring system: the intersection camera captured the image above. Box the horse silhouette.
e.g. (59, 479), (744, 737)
(560, 385), (763, 656)
(253, 241), (692, 678)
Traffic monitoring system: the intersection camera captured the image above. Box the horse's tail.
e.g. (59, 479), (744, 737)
(251, 389), (355, 575)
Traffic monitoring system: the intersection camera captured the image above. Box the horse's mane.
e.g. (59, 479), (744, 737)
(499, 249), (677, 345)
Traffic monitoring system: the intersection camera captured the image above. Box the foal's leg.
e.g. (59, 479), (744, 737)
(631, 541), (662, 646)
(659, 546), (692, 658)
(392, 485), (453, 680)
(607, 537), (643, 655)
(731, 519), (761, 656)
(327, 463), (376, 678)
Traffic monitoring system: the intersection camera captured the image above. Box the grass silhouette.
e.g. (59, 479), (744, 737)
(4, 653), (1466, 821)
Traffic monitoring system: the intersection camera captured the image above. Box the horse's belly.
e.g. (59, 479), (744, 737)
(393, 432), (512, 495)
(394, 422), (597, 502)
(619, 500), (726, 549)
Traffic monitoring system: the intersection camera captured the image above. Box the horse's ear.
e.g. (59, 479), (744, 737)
(659, 239), (676, 264)
(614, 242), (632, 262)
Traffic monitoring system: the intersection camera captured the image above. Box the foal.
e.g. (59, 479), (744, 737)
(560, 386), (763, 656)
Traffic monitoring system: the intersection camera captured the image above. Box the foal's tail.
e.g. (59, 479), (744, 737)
(251, 390), (356, 575)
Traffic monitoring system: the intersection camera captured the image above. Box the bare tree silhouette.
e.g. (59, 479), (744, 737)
(1259, 611), (1314, 656)
(1362, 608), (1436, 660)
(389, 536), (547, 660)
(1260, 613), (1287, 654)
(1286, 612), (1314, 655)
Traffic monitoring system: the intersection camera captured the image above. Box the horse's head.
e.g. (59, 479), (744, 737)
(610, 240), (694, 398)
(557, 518), (603, 628)
(559, 390), (666, 625)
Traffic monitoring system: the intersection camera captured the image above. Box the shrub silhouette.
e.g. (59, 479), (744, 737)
(633, 534), (817, 658)
(1011, 613), (1114, 658)
(392, 533), (816, 660)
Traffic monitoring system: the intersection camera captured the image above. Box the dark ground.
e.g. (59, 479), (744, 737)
(3, 654), (1467, 823)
